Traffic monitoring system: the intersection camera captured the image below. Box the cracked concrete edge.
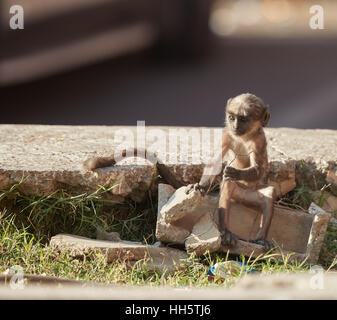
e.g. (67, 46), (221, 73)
(0, 126), (336, 200)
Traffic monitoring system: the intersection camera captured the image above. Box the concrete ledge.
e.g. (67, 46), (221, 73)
(0, 272), (337, 299)
(0, 125), (336, 201)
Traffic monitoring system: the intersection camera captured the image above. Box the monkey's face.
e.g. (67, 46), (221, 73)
(226, 111), (251, 136)
(226, 94), (269, 137)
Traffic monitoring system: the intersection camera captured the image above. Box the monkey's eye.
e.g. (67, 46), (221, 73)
(228, 115), (235, 121)
(239, 116), (247, 122)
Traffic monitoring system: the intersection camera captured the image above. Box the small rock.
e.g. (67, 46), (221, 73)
(308, 202), (326, 215)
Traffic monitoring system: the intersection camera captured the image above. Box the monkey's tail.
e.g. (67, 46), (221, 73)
(83, 148), (184, 189)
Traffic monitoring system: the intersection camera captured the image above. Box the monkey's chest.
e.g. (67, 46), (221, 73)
(227, 148), (251, 169)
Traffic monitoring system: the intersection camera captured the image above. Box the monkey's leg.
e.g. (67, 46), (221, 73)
(250, 186), (276, 250)
(218, 179), (241, 247)
(224, 184), (276, 250)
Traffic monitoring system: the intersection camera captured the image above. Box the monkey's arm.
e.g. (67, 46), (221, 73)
(224, 138), (266, 182)
(185, 150), (224, 195)
(199, 149), (225, 190)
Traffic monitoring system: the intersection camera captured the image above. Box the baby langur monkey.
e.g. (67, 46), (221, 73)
(186, 93), (276, 250)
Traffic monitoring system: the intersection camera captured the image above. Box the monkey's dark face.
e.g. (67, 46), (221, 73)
(226, 112), (251, 136)
(226, 99), (266, 137)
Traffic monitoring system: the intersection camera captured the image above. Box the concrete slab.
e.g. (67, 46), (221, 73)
(1, 272), (337, 299)
(50, 234), (188, 273)
(1, 125), (335, 201)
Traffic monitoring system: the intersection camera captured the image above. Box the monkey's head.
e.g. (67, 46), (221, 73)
(225, 93), (270, 137)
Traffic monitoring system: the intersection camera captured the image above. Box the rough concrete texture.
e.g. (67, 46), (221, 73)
(1, 272), (337, 299)
(155, 184), (191, 244)
(185, 210), (221, 255)
(156, 184), (220, 249)
(311, 191), (337, 213)
(160, 186), (204, 224)
(50, 234), (188, 273)
(2, 125), (335, 201)
(156, 185), (330, 263)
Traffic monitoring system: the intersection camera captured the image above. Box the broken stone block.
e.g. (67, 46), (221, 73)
(306, 204), (331, 263)
(157, 184), (330, 263)
(155, 184), (191, 244)
(160, 186), (204, 224)
(220, 202), (330, 264)
(157, 183), (176, 213)
(185, 210), (221, 256)
(155, 223), (190, 245)
(50, 234), (188, 273)
(156, 184), (219, 246)
(311, 191), (337, 213)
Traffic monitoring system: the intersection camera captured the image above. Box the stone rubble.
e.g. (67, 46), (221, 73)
(156, 184), (330, 263)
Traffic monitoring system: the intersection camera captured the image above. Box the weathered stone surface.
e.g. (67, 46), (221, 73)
(156, 184), (193, 244)
(306, 208), (331, 264)
(50, 234), (188, 273)
(155, 222), (191, 245)
(266, 128), (337, 190)
(156, 184), (220, 246)
(3, 125), (336, 202)
(185, 210), (221, 256)
(311, 191), (337, 213)
(160, 186), (204, 224)
(157, 183), (176, 214)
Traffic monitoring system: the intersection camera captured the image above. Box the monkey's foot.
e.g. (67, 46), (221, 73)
(221, 229), (239, 247)
(249, 238), (275, 251)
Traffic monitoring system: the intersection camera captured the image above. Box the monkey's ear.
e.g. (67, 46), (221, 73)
(262, 107), (270, 127)
(226, 98), (232, 106)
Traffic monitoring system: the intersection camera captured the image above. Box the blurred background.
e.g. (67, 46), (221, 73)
(1, 0), (337, 129)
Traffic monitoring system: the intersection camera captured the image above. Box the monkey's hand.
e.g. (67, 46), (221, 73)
(185, 183), (207, 196)
(223, 166), (241, 180)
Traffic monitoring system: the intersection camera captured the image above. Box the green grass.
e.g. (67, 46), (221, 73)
(0, 181), (158, 245)
(0, 180), (336, 287)
(0, 211), (318, 287)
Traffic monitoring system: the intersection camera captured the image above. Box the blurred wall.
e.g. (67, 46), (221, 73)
(1, 0), (337, 129)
